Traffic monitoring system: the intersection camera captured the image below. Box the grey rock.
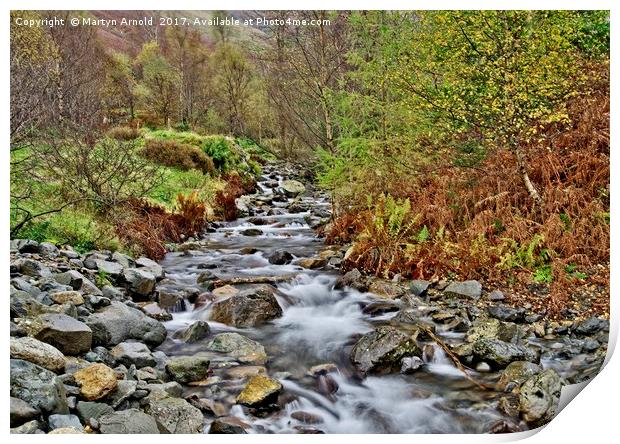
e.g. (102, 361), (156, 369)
(99, 409), (160, 434)
(488, 304), (526, 323)
(39, 242), (60, 257)
(19, 313), (92, 355)
(444, 280), (482, 299)
(112, 251), (135, 268)
(268, 251), (294, 265)
(54, 270), (102, 295)
(166, 356), (210, 383)
(574, 317), (609, 336)
(334, 268), (369, 292)
(86, 301), (166, 347)
(10, 359), (68, 414)
(110, 342), (156, 368)
(400, 356), (424, 374)
(281, 179), (306, 196)
(350, 326), (423, 374)
(94, 259), (123, 277)
(146, 397), (204, 433)
(84, 252), (110, 269)
(12, 239), (41, 253)
(122, 268), (156, 297)
(173, 321), (210, 343)
(107, 380), (138, 409)
(76, 401), (114, 424)
(409, 280), (431, 297)
(472, 338), (538, 369)
(498, 361), (542, 390)
(48, 414), (83, 431)
(519, 369), (562, 426)
(10, 419), (43, 434)
(210, 284), (283, 327)
(10, 397), (39, 427)
(489, 290), (505, 301)
(206, 332), (267, 364)
(13, 258), (52, 278)
(135, 257), (164, 280)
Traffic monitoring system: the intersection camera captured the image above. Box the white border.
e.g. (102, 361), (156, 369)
(2, 2), (617, 443)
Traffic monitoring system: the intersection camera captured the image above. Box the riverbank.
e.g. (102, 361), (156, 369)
(10, 163), (609, 434)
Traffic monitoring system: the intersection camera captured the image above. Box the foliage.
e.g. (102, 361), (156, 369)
(141, 138), (216, 175)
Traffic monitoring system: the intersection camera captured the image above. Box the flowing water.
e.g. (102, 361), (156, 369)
(155, 165), (603, 434)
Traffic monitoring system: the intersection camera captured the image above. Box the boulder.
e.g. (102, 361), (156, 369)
(409, 280), (431, 297)
(10, 359), (68, 414)
(12, 258), (52, 278)
(86, 301), (167, 347)
(112, 251), (135, 268)
(122, 268), (156, 297)
(210, 285), (283, 327)
(10, 397), (39, 427)
(173, 321), (211, 343)
(281, 180), (306, 197)
(350, 326), (423, 374)
(19, 313), (92, 356)
(48, 427), (83, 434)
(368, 280), (407, 299)
(487, 304), (526, 323)
(241, 228), (263, 236)
(54, 270), (102, 295)
(10, 337), (66, 373)
(236, 375), (282, 407)
(574, 317), (609, 336)
(73, 364), (118, 400)
(519, 369), (562, 426)
(94, 259), (123, 277)
(135, 257), (165, 280)
(334, 268), (369, 292)
(75, 401), (114, 424)
(206, 332), (267, 364)
(471, 338), (538, 369)
(48, 414), (83, 431)
(498, 361), (542, 390)
(465, 318), (527, 344)
(50, 291), (84, 306)
(298, 257), (327, 269)
(443, 280), (482, 300)
(209, 418), (248, 434)
(99, 409), (160, 434)
(268, 250), (294, 265)
(146, 397), (204, 434)
(10, 419), (43, 434)
(166, 356), (210, 383)
(110, 342), (156, 368)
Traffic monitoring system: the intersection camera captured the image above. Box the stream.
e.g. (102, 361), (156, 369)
(153, 164), (605, 434)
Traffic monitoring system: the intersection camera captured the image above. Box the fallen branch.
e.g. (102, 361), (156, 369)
(420, 326), (495, 391)
(210, 274), (299, 288)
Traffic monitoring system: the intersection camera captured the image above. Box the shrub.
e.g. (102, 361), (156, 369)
(106, 126), (140, 141)
(141, 139), (215, 175)
(213, 172), (255, 221)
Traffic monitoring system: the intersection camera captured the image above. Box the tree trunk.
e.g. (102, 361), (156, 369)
(514, 145), (542, 205)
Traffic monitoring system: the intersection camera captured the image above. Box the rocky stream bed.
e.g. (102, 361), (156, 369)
(10, 163), (609, 434)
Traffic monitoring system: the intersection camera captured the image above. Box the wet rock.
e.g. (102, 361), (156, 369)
(400, 356), (424, 374)
(443, 280), (482, 300)
(207, 332), (267, 364)
(75, 401), (114, 425)
(281, 179), (306, 197)
(308, 363), (338, 377)
(209, 418), (248, 434)
(110, 342), (155, 368)
(368, 280), (406, 299)
(10, 359), (68, 414)
(488, 304), (526, 323)
(334, 268), (369, 292)
(10, 337), (66, 373)
(50, 291), (84, 306)
(227, 366), (266, 379)
(519, 369), (562, 426)
(268, 250), (294, 265)
(122, 268), (156, 297)
(166, 356), (210, 383)
(574, 317), (609, 336)
(73, 363), (118, 401)
(471, 339), (538, 369)
(212, 285), (239, 298)
(465, 317), (526, 344)
(241, 228), (263, 236)
(362, 300), (400, 316)
(236, 375), (283, 407)
(197, 270), (217, 284)
(239, 247), (258, 254)
(173, 321), (210, 343)
(498, 361), (542, 390)
(48, 414), (83, 431)
(99, 409), (160, 434)
(141, 302), (173, 321)
(210, 284), (283, 327)
(10, 397), (39, 427)
(86, 301), (167, 347)
(291, 411), (324, 424)
(350, 326), (423, 374)
(298, 257), (327, 269)
(146, 397), (204, 433)
(18, 313), (92, 356)
(409, 280), (431, 297)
